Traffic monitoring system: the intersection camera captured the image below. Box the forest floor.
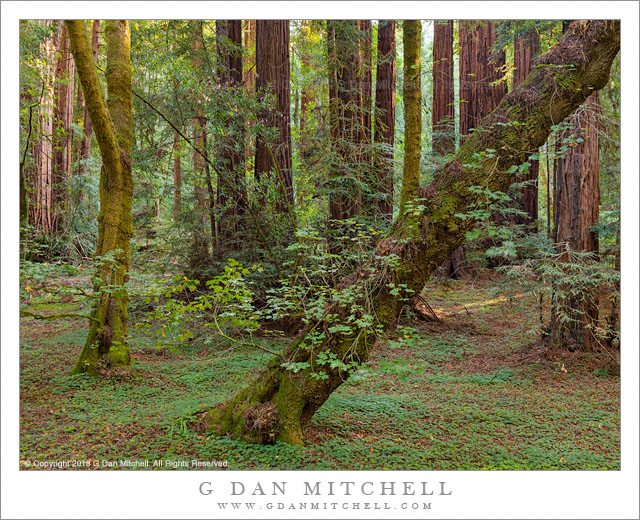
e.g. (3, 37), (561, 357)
(19, 273), (620, 470)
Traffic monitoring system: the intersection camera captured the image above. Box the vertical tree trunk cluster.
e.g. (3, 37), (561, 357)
(551, 92), (601, 351)
(66, 19), (133, 374)
(255, 20), (293, 214)
(52, 22), (75, 232)
(298, 21), (312, 163)
(327, 20), (376, 222)
(373, 20), (396, 219)
(512, 28), (541, 228)
(31, 20), (59, 235)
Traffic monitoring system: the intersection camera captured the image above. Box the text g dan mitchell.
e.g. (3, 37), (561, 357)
(199, 480), (452, 497)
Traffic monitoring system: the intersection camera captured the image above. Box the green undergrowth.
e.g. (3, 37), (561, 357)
(19, 277), (620, 470)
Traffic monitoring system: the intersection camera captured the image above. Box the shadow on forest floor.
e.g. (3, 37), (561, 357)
(19, 274), (620, 470)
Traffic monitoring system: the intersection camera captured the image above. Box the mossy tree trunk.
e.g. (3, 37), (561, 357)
(76, 20), (101, 179)
(205, 20), (620, 445)
(66, 20), (133, 374)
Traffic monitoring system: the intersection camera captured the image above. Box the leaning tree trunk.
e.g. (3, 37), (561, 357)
(205, 20), (620, 445)
(66, 20), (133, 374)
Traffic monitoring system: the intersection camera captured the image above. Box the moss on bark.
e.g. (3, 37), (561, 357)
(66, 21), (133, 374)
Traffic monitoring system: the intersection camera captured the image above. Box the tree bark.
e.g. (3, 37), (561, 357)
(458, 20), (508, 271)
(373, 20), (396, 219)
(172, 130), (181, 219)
(52, 22), (75, 233)
(66, 20), (133, 374)
(459, 20), (507, 137)
(189, 22), (211, 275)
(432, 20), (455, 158)
(215, 20), (247, 252)
(77, 20), (101, 178)
(255, 20), (293, 214)
(327, 20), (361, 222)
(551, 92), (600, 351)
(398, 21), (422, 215)
(357, 19), (373, 205)
(298, 20), (314, 164)
(205, 20), (619, 445)
(433, 21), (464, 277)
(33, 20), (59, 235)
(512, 28), (541, 228)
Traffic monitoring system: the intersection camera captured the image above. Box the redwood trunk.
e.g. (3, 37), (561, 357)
(458, 20), (508, 272)
(513, 29), (541, 228)
(357, 19), (373, 207)
(327, 20), (360, 221)
(216, 20), (247, 251)
(255, 20), (293, 213)
(373, 20), (396, 219)
(52, 22), (76, 233)
(432, 20), (455, 158)
(551, 92), (601, 351)
(189, 22), (211, 274)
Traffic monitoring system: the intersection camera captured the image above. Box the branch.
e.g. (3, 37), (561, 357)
(21, 310), (100, 323)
